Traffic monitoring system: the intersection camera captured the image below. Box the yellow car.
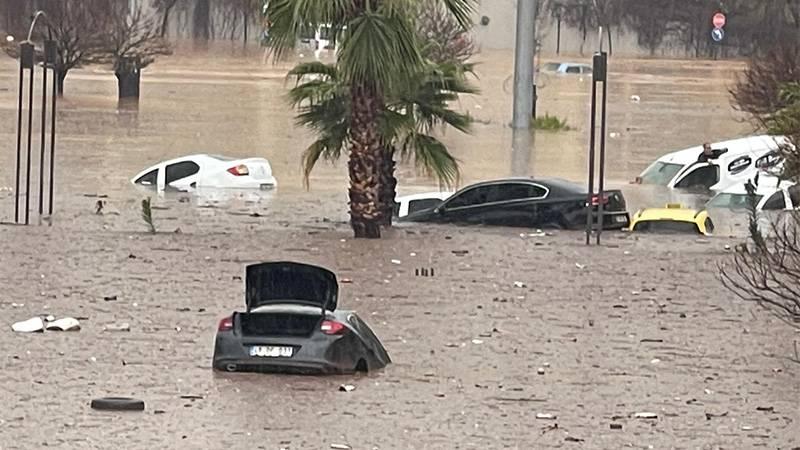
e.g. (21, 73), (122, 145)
(628, 204), (714, 236)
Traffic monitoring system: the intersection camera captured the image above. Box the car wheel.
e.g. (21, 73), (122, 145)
(90, 397), (145, 412)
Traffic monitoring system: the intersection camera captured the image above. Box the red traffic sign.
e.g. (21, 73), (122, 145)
(712, 12), (726, 28)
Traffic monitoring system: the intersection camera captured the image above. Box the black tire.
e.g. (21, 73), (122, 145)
(91, 397), (145, 412)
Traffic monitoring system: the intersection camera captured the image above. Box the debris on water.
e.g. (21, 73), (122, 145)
(330, 444), (351, 450)
(103, 295), (118, 302)
(11, 317), (45, 333)
(104, 323), (131, 332)
(513, 281), (526, 288)
(451, 250), (469, 256)
(575, 263), (586, 270)
(410, 252), (417, 257)
(633, 412), (658, 420)
(45, 317), (81, 331)
(391, 259), (402, 265)
(704, 388), (713, 395)
(650, 358), (661, 364)
(536, 413), (557, 420)
(724, 244), (731, 251)
(44, 315), (55, 322)
(11, 303), (23, 308)
(630, 95), (641, 103)
(705, 411), (729, 420)
(341, 278), (353, 284)
(536, 367), (546, 375)
(179, 395), (204, 400)
(471, 339), (484, 345)
(543, 362), (550, 368)
(565, 436), (584, 443)
(610, 423), (623, 430)
(756, 406), (774, 412)
(339, 384), (356, 392)
(741, 425), (754, 431)
(610, 132), (620, 138)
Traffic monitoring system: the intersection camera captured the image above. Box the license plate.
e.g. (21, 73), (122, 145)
(615, 216), (628, 223)
(249, 346), (293, 358)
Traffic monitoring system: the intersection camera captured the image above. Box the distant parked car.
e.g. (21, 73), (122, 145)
(393, 192), (453, 218)
(540, 62), (593, 75)
(628, 204), (714, 236)
(707, 174), (800, 212)
(131, 154), (276, 191)
(212, 261), (391, 374)
(400, 178), (630, 230)
(635, 135), (787, 192)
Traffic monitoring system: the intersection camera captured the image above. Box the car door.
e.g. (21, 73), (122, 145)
(673, 163), (720, 190)
(164, 160), (201, 191)
(482, 182), (548, 227)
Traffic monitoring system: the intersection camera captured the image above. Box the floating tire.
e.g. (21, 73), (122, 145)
(90, 397), (145, 412)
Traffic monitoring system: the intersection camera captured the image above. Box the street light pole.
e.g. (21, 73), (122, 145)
(512, 0), (537, 129)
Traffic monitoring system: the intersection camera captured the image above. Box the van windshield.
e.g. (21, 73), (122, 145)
(639, 162), (684, 185)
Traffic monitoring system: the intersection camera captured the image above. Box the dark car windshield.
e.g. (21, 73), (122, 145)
(632, 220), (701, 234)
(640, 162), (684, 185)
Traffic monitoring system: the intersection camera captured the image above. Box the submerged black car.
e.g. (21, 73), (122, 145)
(213, 262), (391, 374)
(400, 177), (630, 229)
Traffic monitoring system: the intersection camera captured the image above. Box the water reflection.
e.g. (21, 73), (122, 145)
(510, 128), (532, 176)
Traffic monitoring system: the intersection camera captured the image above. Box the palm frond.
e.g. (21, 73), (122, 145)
(337, 11), (423, 91)
(264, 0), (352, 60)
(401, 132), (460, 187)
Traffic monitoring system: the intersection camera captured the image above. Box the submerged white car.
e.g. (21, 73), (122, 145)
(131, 154), (276, 191)
(707, 175), (800, 211)
(636, 135), (787, 192)
(393, 191), (453, 218)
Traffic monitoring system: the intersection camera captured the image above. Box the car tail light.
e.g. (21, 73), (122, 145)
(320, 320), (346, 335)
(218, 316), (233, 332)
(227, 164), (249, 176)
(591, 194), (609, 206)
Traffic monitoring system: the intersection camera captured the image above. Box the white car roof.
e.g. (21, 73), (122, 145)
(655, 135), (786, 166)
(395, 192), (453, 202)
(720, 175), (795, 196)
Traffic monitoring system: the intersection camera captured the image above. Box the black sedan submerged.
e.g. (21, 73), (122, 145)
(400, 177), (630, 229)
(213, 262), (391, 374)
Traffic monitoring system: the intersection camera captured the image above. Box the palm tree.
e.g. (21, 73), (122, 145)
(288, 60), (476, 226)
(264, 0), (475, 238)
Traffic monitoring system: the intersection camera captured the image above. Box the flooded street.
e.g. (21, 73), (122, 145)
(1, 45), (798, 449)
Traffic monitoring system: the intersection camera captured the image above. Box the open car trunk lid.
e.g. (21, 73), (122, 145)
(245, 262), (338, 312)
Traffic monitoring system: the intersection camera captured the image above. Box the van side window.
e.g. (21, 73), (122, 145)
(675, 165), (720, 189)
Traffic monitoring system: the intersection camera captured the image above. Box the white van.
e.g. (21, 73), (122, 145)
(636, 135), (787, 192)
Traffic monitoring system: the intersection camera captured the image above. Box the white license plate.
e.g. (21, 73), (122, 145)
(615, 216), (628, 223)
(249, 345), (293, 358)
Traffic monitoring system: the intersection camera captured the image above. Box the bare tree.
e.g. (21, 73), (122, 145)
(722, 43), (800, 334)
(152, 0), (184, 37)
(93, 1), (171, 101)
(417, 0), (475, 64)
(1, 0), (109, 96)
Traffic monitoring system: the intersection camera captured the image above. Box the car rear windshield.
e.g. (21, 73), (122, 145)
(707, 193), (762, 210)
(542, 63), (561, 72)
(632, 220), (701, 234)
(640, 162), (684, 186)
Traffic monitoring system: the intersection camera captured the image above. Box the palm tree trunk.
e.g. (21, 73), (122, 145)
(348, 83), (383, 238)
(378, 146), (397, 227)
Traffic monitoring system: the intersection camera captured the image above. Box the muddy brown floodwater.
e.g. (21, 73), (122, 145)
(1, 44), (799, 449)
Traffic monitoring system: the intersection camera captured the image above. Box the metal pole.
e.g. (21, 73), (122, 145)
(24, 53), (35, 225)
(38, 57), (48, 221)
(14, 53), (25, 224)
(48, 58), (57, 217)
(512, 0), (537, 129)
(596, 53), (608, 245)
(586, 79), (597, 245)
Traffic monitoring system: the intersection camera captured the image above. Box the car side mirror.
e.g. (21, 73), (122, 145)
(434, 207), (443, 215)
